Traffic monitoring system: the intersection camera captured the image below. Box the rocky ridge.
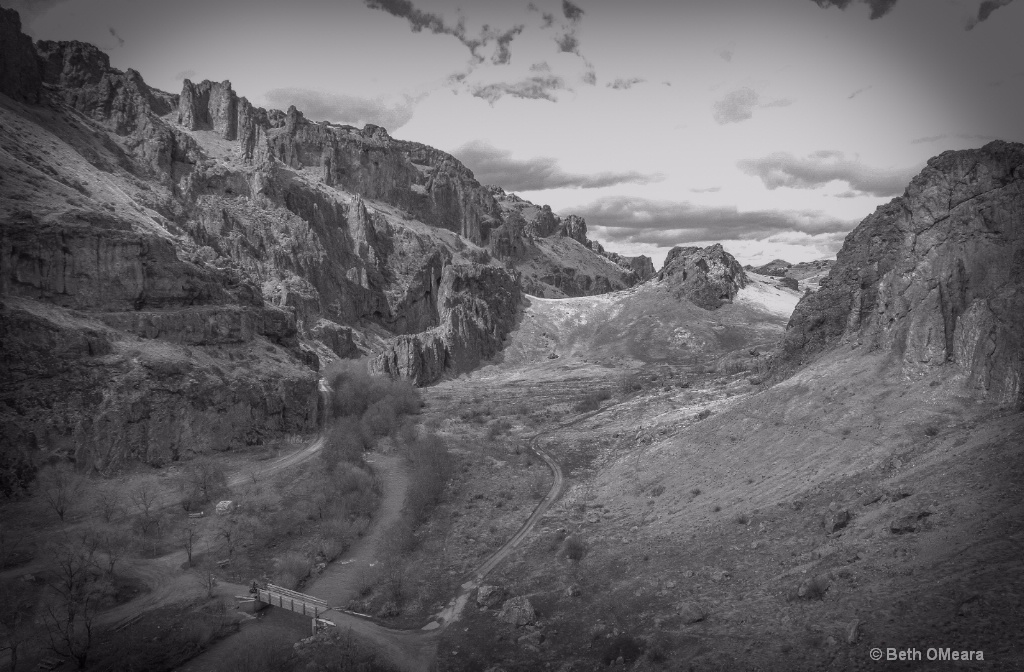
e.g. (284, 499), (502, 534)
(778, 141), (1024, 407)
(0, 9), (656, 465)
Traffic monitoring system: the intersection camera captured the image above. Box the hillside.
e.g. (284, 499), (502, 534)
(0, 8), (651, 464)
(421, 143), (1024, 671)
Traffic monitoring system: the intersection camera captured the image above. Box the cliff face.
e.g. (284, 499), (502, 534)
(488, 188), (652, 297)
(657, 244), (748, 310)
(0, 7), (42, 103)
(0, 11), (654, 467)
(372, 263), (522, 385)
(778, 141), (1024, 406)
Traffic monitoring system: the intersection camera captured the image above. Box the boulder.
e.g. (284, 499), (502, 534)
(823, 509), (850, 534)
(677, 601), (706, 624)
(497, 596), (536, 626)
(657, 244), (748, 309)
(476, 585), (506, 608)
(215, 500), (235, 514)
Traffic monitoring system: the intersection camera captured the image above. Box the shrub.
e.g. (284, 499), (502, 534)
(695, 409), (713, 421)
(573, 389), (611, 413)
(180, 459), (227, 508)
(276, 552), (312, 590)
(401, 431), (454, 525)
(321, 418), (369, 469)
(618, 373), (643, 394)
(562, 534), (587, 563)
(602, 634), (644, 666)
(325, 359), (422, 422)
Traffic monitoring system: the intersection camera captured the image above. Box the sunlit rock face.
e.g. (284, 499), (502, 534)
(779, 141), (1024, 407)
(657, 244), (748, 310)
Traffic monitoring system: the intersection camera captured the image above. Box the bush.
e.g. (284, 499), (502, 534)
(276, 552), (312, 590)
(561, 534), (587, 563)
(325, 359), (422, 422)
(321, 418), (370, 469)
(401, 431), (454, 525)
(618, 374), (643, 395)
(573, 389), (612, 413)
(602, 634), (644, 666)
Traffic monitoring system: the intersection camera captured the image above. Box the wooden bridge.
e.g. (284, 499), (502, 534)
(249, 584), (334, 634)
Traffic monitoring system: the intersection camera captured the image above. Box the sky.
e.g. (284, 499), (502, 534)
(10, 0), (1024, 268)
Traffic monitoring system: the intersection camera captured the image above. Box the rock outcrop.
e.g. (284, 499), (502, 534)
(778, 141), (1024, 407)
(0, 7), (42, 102)
(373, 263), (522, 385)
(605, 252), (656, 281)
(657, 244), (748, 309)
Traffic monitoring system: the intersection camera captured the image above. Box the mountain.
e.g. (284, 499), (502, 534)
(0, 9), (652, 465)
(777, 141), (1024, 407)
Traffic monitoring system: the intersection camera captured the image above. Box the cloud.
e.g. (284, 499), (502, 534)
(454, 140), (664, 191)
(737, 150), (921, 197)
(108, 27), (124, 47)
(969, 0), (1016, 28)
(690, 187), (722, 193)
(471, 76), (567, 103)
(847, 85), (872, 99)
(556, 31), (580, 53)
(563, 0), (585, 22)
(608, 77), (645, 90)
(909, 133), (996, 144)
(719, 49), (734, 62)
(810, 0), (900, 20)
(812, 0), (1016, 27)
(713, 87), (759, 124)
(364, 0), (524, 64)
(582, 67), (597, 85)
(263, 88), (419, 130)
(174, 69), (197, 82)
(571, 196), (854, 246)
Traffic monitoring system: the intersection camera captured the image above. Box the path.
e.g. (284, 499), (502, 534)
(306, 452), (408, 608)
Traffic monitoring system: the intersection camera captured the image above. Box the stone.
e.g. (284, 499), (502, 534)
(517, 630), (544, 647)
(477, 585), (506, 608)
(846, 619), (861, 644)
(565, 584), (581, 597)
(776, 142), (1024, 407)
(215, 501), (235, 514)
(710, 570), (730, 582)
(890, 511), (931, 534)
(677, 602), (706, 624)
(823, 509), (850, 534)
(498, 596), (536, 627)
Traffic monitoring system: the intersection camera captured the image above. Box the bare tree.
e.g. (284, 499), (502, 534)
(97, 526), (130, 576)
(39, 465), (82, 523)
(43, 538), (105, 669)
(180, 522), (200, 567)
(0, 579), (37, 672)
(0, 522), (25, 570)
(92, 486), (123, 523)
(181, 459), (227, 508)
(193, 558), (218, 598)
(130, 483), (158, 535)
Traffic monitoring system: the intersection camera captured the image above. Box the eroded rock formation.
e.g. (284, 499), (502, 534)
(778, 141), (1024, 406)
(373, 263), (522, 385)
(657, 244), (748, 309)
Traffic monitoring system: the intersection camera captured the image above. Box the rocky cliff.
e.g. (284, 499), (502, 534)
(488, 187), (653, 297)
(778, 141), (1024, 407)
(372, 263), (522, 385)
(0, 7), (41, 103)
(657, 244), (748, 309)
(0, 10), (659, 467)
